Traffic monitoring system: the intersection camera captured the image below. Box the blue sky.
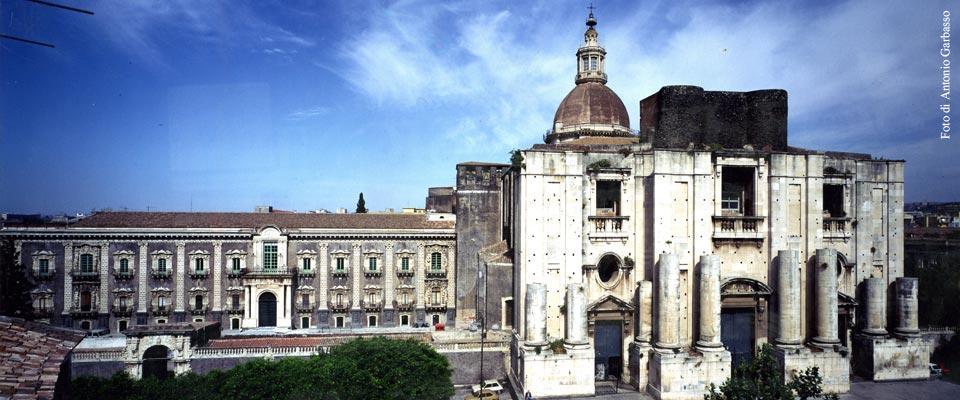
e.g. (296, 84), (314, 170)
(0, 0), (957, 214)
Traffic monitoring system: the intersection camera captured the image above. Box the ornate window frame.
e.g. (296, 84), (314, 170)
(362, 284), (382, 311)
(31, 250), (55, 280)
(188, 286), (209, 314)
(395, 284), (415, 310)
(396, 249), (415, 277)
(297, 249), (317, 276)
(151, 250), (173, 279)
(151, 287), (172, 315)
(363, 249), (383, 277)
(225, 249), (247, 277)
(226, 286), (244, 314)
(330, 285), (349, 311)
(112, 288), (134, 316)
(296, 285), (314, 312)
(31, 288), (55, 315)
(425, 280), (447, 311)
(330, 249), (350, 277)
(425, 245), (448, 277)
(113, 250), (135, 279)
(188, 249), (210, 279)
(74, 244), (100, 278)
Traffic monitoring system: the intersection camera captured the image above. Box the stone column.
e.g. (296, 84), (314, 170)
(98, 242), (110, 315)
(385, 243), (395, 309)
(862, 277), (887, 336)
(175, 242), (186, 313)
(565, 283), (588, 346)
(776, 249), (802, 346)
(318, 243), (329, 310)
(812, 248), (840, 347)
(697, 254), (722, 350)
(351, 243), (361, 311)
(62, 243), (74, 327)
(212, 241), (222, 312)
(655, 252), (681, 350)
(635, 280), (653, 343)
(446, 245), (456, 323)
(894, 277), (920, 337)
(415, 243), (426, 316)
(137, 242), (148, 313)
(524, 283), (547, 346)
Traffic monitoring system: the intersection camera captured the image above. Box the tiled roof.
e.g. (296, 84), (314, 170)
(72, 211), (454, 230)
(0, 316), (85, 400)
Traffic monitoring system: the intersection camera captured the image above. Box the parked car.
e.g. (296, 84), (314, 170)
(464, 389), (497, 400)
(930, 363), (944, 378)
(471, 380), (504, 395)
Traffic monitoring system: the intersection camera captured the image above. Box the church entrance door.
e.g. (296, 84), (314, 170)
(258, 292), (277, 327)
(721, 308), (754, 369)
(142, 345), (172, 380)
(594, 320), (623, 380)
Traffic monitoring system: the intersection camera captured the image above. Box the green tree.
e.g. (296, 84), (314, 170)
(324, 337), (454, 400)
(705, 344), (838, 400)
(0, 237), (35, 319)
(906, 252), (960, 328)
(356, 192), (368, 214)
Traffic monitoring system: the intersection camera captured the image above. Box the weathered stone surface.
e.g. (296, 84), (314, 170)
(812, 248), (841, 347)
(525, 283), (548, 345)
(894, 277), (920, 337)
(565, 284), (588, 346)
(852, 335), (930, 381)
(862, 278), (888, 336)
(696, 254), (722, 350)
(648, 350), (731, 400)
(655, 252), (680, 350)
(775, 250), (802, 346)
(774, 346), (850, 394)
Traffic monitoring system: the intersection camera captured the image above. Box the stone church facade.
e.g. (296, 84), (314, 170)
(9, 212), (456, 333)
(500, 12), (929, 399)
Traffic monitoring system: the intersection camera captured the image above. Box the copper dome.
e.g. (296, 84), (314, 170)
(553, 82), (630, 131)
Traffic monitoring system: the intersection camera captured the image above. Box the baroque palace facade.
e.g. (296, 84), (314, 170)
(1, 11), (931, 400)
(10, 212), (456, 332)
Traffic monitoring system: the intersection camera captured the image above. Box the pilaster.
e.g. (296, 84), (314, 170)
(351, 242), (361, 311)
(175, 242), (186, 312)
(415, 242), (426, 312)
(98, 241), (110, 314)
(63, 242), (74, 316)
(213, 241), (222, 311)
(318, 243), (329, 310)
(384, 243), (395, 309)
(137, 242), (148, 313)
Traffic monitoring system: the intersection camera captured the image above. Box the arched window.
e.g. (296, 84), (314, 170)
(430, 252), (442, 270)
(79, 254), (94, 273)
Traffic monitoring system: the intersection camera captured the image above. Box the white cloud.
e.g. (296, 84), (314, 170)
(286, 105), (330, 121)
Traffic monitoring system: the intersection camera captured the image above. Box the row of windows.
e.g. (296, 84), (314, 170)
(580, 55), (600, 71)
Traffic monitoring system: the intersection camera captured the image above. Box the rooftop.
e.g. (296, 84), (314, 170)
(67, 211), (454, 230)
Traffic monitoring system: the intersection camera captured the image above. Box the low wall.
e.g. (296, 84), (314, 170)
(71, 361), (125, 379)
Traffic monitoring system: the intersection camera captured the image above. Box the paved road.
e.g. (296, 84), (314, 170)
(842, 379), (960, 400)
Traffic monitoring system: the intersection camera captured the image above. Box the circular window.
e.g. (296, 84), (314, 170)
(597, 254), (621, 284)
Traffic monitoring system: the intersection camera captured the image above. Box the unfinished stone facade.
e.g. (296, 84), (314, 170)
(501, 11), (923, 400)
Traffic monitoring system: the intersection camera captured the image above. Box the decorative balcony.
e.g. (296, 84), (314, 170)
(298, 269), (315, 277)
(151, 305), (170, 316)
(362, 300), (382, 312)
(426, 269), (446, 278)
(112, 304), (133, 317)
(395, 301), (414, 311)
(152, 270), (171, 279)
(425, 302), (447, 312)
(396, 269), (414, 277)
(331, 268), (349, 278)
(364, 270), (382, 278)
(71, 270), (99, 281)
(226, 305), (244, 315)
(227, 268), (244, 278)
(189, 270), (209, 279)
(823, 217), (852, 240)
(587, 215), (629, 232)
(114, 270), (134, 280)
(245, 267), (292, 278)
(34, 305), (54, 317)
(190, 306), (207, 315)
(329, 301), (350, 312)
(71, 306), (97, 318)
(297, 302), (314, 313)
(34, 271), (55, 281)
(712, 216), (765, 246)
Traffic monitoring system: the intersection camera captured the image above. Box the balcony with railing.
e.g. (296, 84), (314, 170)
(362, 299), (382, 312)
(152, 269), (171, 279)
(364, 269), (382, 278)
(34, 304), (54, 317)
(35, 270), (55, 281)
(329, 300), (350, 312)
(113, 270), (134, 280)
(226, 304), (244, 315)
(425, 269), (446, 278)
(71, 270), (99, 281)
(425, 301), (447, 312)
(712, 216), (765, 245)
(189, 270), (209, 279)
(112, 304), (133, 317)
(297, 300), (314, 313)
(586, 215), (630, 242)
(190, 305), (208, 315)
(395, 300), (415, 311)
(71, 304), (97, 318)
(396, 268), (414, 277)
(245, 266), (292, 277)
(823, 217), (852, 240)
(151, 305), (170, 316)
(331, 268), (349, 278)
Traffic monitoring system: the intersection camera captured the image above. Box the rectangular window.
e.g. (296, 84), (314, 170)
(232, 258), (241, 271)
(119, 259), (129, 273)
(823, 184), (844, 218)
(302, 258), (312, 271)
(596, 180), (621, 216)
(368, 257), (377, 271)
(430, 253), (442, 270)
(231, 318), (240, 330)
(118, 320), (128, 331)
(335, 316), (344, 328)
(400, 292), (409, 305)
(301, 294), (309, 308)
(195, 258), (204, 272)
(589, 56), (598, 70)
(232, 294), (240, 309)
(158, 258), (167, 272)
(400, 314), (410, 326)
(431, 289), (442, 304)
(335, 258), (345, 271)
(368, 315), (378, 327)
(301, 316), (310, 328)
(157, 319), (167, 324)
(720, 167), (755, 216)
(432, 314), (441, 326)
(400, 257), (410, 271)
(194, 318), (204, 323)
(39, 259), (49, 274)
(582, 56), (589, 71)
(158, 296), (167, 308)
(263, 243), (278, 270)
(119, 296), (129, 308)
(79, 254), (94, 273)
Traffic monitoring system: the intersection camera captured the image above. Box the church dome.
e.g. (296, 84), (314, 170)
(553, 82), (630, 131)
